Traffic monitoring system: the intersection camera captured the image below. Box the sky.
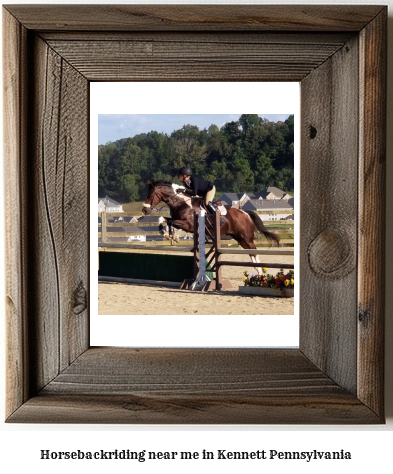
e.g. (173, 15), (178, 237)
(98, 114), (292, 145)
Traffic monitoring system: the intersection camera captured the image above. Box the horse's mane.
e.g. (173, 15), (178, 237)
(150, 180), (173, 187)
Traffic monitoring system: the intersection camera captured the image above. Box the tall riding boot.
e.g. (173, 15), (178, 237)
(207, 202), (224, 226)
(207, 202), (216, 214)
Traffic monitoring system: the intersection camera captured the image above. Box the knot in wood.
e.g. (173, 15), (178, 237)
(308, 228), (355, 279)
(358, 307), (370, 326)
(73, 281), (87, 315)
(309, 125), (317, 139)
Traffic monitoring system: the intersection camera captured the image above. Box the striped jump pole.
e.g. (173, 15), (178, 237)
(181, 209), (232, 291)
(189, 210), (212, 290)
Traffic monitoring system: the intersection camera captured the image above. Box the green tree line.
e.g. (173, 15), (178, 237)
(98, 114), (294, 201)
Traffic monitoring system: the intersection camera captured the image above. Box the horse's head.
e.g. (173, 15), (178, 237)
(142, 182), (157, 215)
(142, 181), (175, 215)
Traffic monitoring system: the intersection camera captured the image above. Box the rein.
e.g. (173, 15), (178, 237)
(166, 191), (191, 207)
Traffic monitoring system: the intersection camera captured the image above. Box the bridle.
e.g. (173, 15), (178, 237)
(143, 188), (161, 210)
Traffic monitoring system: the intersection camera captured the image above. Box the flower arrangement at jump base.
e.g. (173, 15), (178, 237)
(241, 268), (294, 297)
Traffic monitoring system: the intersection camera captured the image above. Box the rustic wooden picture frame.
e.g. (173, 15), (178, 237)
(4, 5), (386, 424)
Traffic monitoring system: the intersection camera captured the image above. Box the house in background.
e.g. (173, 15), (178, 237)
(217, 192), (257, 208)
(218, 187), (293, 209)
(242, 198), (293, 221)
(98, 196), (124, 213)
(255, 186), (293, 201)
(217, 187), (293, 218)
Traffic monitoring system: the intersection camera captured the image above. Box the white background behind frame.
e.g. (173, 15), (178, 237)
(0, 3), (391, 473)
(90, 82), (300, 347)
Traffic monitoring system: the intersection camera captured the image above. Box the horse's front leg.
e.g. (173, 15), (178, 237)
(160, 217), (180, 242)
(167, 219), (179, 243)
(170, 226), (179, 243)
(158, 216), (170, 238)
(167, 218), (194, 243)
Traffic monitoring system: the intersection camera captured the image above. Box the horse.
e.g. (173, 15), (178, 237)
(142, 180), (280, 275)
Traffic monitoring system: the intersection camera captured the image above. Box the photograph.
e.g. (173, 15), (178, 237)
(96, 112), (296, 317)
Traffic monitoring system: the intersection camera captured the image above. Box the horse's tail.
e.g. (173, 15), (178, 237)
(244, 210), (280, 246)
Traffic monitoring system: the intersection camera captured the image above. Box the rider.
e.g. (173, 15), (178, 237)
(177, 166), (217, 213)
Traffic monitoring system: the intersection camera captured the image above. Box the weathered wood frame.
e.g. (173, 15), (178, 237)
(3, 5), (386, 424)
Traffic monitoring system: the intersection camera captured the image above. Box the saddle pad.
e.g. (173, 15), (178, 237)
(217, 204), (227, 216)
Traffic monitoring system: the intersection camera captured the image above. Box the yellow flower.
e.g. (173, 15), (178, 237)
(291, 278), (294, 285)
(262, 267), (267, 273)
(243, 277), (248, 282)
(285, 280), (289, 286)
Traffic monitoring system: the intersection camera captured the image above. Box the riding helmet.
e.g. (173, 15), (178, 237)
(178, 166), (192, 177)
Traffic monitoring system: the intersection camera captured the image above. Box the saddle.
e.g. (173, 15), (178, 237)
(200, 200), (226, 227)
(201, 200), (227, 216)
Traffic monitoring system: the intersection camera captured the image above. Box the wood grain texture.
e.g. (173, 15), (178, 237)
(3, 5), (384, 31)
(358, 9), (387, 417)
(40, 31), (354, 44)
(3, 9), (30, 417)
(9, 392), (379, 425)
(46, 36), (348, 81)
(3, 5), (386, 424)
(7, 348), (379, 424)
(300, 36), (360, 394)
(24, 36), (90, 391)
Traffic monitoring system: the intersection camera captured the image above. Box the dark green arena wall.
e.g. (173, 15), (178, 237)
(99, 252), (195, 282)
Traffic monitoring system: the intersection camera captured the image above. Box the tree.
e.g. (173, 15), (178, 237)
(274, 167), (294, 192)
(232, 142), (254, 190)
(239, 114), (261, 131)
(119, 174), (140, 201)
(255, 152), (276, 188)
(174, 138), (207, 172)
(98, 115), (294, 200)
(221, 121), (241, 145)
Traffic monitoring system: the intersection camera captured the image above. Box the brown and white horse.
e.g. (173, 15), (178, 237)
(142, 180), (279, 274)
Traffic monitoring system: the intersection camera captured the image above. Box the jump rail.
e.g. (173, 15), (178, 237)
(99, 243), (293, 256)
(99, 243), (193, 252)
(218, 248), (294, 256)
